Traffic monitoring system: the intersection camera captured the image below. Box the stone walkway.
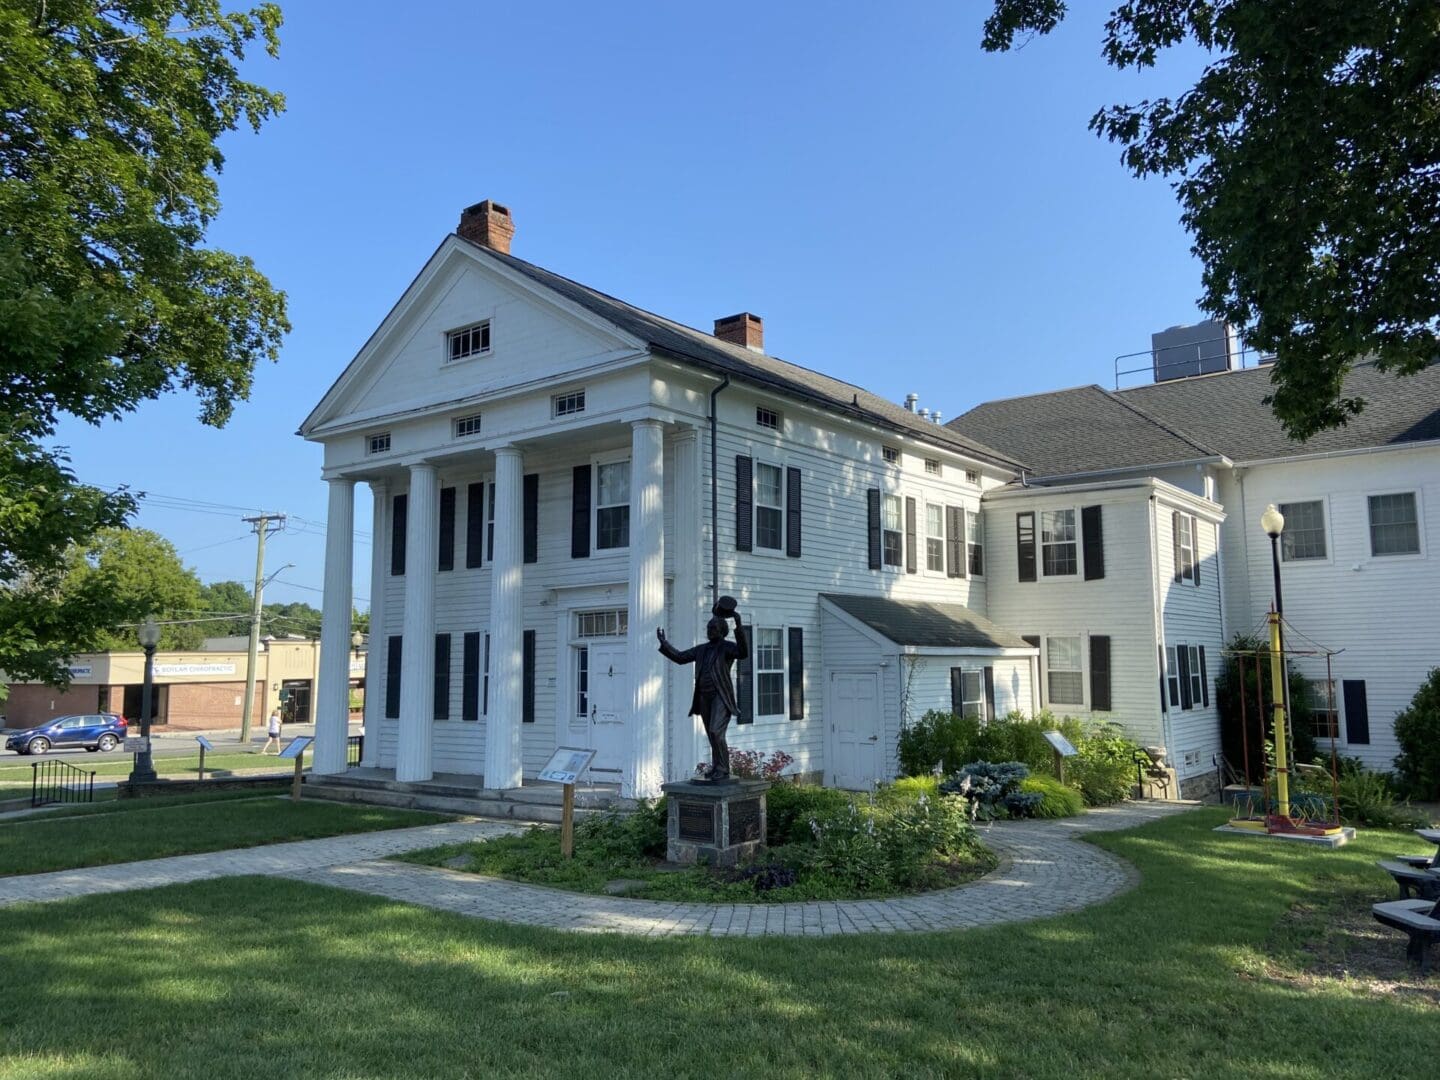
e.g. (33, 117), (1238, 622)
(0, 800), (1196, 936)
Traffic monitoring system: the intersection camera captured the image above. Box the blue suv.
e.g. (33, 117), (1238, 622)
(5, 714), (128, 755)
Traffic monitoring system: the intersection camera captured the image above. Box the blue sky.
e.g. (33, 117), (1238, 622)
(53, 1), (1210, 609)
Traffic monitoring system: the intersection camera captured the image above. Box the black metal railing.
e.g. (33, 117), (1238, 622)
(31, 759), (97, 808)
(346, 734), (364, 767)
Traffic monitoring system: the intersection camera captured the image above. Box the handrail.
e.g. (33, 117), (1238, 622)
(31, 758), (97, 808)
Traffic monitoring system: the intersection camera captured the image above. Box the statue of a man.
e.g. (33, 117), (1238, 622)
(657, 601), (749, 781)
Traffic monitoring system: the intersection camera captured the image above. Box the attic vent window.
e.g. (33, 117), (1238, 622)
(447, 321), (491, 362)
(453, 414), (483, 439)
(924, 458), (941, 476)
(756, 406), (781, 431)
(553, 390), (586, 417)
(965, 469), (980, 486)
(367, 432), (391, 455)
(882, 446), (899, 465)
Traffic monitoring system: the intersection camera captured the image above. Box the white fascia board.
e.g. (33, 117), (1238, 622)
(818, 597), (900, 650)
(983, 475), (1226, 522)
(1023, 456), (1230, 485)
(1232, 436), (1440, 469)
(898, 645), (1038, 658)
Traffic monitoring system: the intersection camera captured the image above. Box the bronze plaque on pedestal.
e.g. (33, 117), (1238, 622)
(728, 798), (761, 845)
(678, 800), (715, 843)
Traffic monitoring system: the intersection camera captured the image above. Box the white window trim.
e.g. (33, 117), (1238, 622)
(922, 498), (947, 576)
(1165, 645), (1181, 708)
(1038, 506), (1081, 582)
(591, 450), (632, 554)
(755, 405), (783, 432)
(1175, 512), (1197, 582)
(1186, 644), (1204, 706)
(366, 431), (391, 456)
(552, 388), (587, 418)
(1365, 488), (1426, 561)
(1276, 495), (1332, 566)
(751, 623), (788, 719)
(443, 317), (494, 366)
(452, 414), (483, 440)
(881, 445), (900, 467)
(954, 666), (985, 720)
(967, 507), (985, 579)
(880, 490), (905, 573)
(1042, 633), (1087, 709)
(751, 456), (787, 558)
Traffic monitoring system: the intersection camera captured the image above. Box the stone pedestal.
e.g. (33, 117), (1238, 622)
(661, 778), (770, 867)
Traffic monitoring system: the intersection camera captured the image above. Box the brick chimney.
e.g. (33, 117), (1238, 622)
(714, 312), (764, 353)
(457, 200), (515, 254)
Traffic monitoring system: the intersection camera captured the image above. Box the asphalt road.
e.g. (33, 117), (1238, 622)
(1, 723), (321, 760)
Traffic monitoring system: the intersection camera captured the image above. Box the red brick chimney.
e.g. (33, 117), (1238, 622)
(714, 312), (764, 352)
(457, 200), (515, 254)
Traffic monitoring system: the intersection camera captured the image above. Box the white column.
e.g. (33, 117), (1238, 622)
(314, 478), (355, 776)
(668, 428), (706, 780)
(360, 479), (387, 767)
(626, 419), (667, 799)
(484, 446), (525, 790)
(396, 463), (437, 782)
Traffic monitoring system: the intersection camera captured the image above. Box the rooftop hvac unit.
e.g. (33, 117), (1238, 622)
(1151, 320), (1240, 381)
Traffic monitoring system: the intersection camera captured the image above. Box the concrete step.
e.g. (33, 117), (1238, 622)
(303, 777), (628, 826)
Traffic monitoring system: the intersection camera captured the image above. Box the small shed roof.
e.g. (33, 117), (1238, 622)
(821, 594), (1033, 650)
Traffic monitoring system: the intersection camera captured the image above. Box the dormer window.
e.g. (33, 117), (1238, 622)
(882, 446), (899, 465)
(447, 320), (491, 362)
(367, 432), (391, 455)
(756, 406), (781, 431)
(453, 414), (483, 439)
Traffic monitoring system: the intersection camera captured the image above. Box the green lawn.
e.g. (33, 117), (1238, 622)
(0, 749), (305, 792)
(0, 798), (448, 876)
(2, 807), (1437, 1078)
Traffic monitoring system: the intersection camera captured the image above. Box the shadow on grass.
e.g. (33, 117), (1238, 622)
(1, 808), (1436, 1079)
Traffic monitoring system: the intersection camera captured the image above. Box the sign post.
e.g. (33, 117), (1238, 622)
(279, 736), (314, 802)
(538, 746), (597, 859)
(195, 734), (214, 780)
(1042, 730), (1079, 785)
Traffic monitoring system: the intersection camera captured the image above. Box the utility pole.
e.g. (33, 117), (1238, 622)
(239, 513), (286, 745)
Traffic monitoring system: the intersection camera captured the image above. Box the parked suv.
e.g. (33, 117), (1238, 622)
(4, 714), (128, 755)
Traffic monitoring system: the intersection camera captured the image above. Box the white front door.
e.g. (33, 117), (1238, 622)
(827, 670), (882, 790)
(587, 641), (628, 773)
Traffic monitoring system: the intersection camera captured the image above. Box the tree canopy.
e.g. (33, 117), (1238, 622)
(57, 527), (205, 651)
(981, 1), (1440, 440)
(0, 2), (288, 682)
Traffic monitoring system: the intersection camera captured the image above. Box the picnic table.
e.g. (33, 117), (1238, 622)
(1394, 827), (1440, 870)
(1374, 829), (1440, 973)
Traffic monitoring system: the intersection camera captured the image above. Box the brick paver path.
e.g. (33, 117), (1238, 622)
(0, 801), (1195, 935)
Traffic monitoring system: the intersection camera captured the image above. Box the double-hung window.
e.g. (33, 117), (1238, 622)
(755, 463), (783, 551)
(882, 494), (903, 568)
(967, 511), (984, 576)
(1187, 645), (1203, 704)
(925, 503), (945, 572)
(956, 669), (984, 719)
(1279, 500), (1326, 561)
(1041, 509), (1077, 577)
(595, 461), (631, 550)
(1309, 678), (1339, 739)
(755, 627), (785, 717)
(1166, 646), (1181, 705)
(1045, 636), (1084, 705)
(1368, 492), (1420, 556)
(1176, 514), (1196, 581)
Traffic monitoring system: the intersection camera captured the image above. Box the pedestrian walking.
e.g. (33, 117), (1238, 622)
(262, 708), (282, 754)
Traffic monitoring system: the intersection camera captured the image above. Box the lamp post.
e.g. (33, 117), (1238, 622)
(127, 616), (162, 785)
(1260, 504), (1291, 819)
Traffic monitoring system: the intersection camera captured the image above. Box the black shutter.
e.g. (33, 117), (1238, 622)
(1172, 510), (1183, 583)
(786, 467), (802, 558)
(1192, 515), (1202, 587)
(391, 494), (408, 576)
(462, 632), (480, 722)
(787, 626), (804, 719)
(983, 666), (996, 722)
(1017, 512), (1037, 582)
(904, 496), (918, 574)
(385, 636), (403, 718)
(522, 474), (539, 564)
(438, 487), (456, 572)
(1159, 645), (1168, 713)
(1177, 645), (1192, 709)
(736, 651), (753, 724)
(946, 506), (965, 579)
(465, 482), (485, 568)
(486, 482), (496, 562)
(950, 668), (963, 715)
(735, 456), (753, 552)
(1082, 505), (1105, 580)
(1090, 635), (1112, 712)
(522, 629), (536, 723)
(1199, 645), (1210, 706)
(867, 488), (882, 569)
(482, 633), (491, 715)
(1342, 680), (1370, 744)
(434, 633), (451, 720)
(570, 465), (591, 559)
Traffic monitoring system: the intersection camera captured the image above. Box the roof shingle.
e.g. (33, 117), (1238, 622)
(821, 594), (1033, 650)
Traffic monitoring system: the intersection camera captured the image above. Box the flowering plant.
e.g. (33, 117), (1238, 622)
(728, 749), (794, 780)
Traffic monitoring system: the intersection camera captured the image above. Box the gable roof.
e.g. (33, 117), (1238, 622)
(457, 237), (1026, 471)
(821, 594), (1033, 650)
(945, 384), (1220, 480)
(1118, 360), (1440, 462)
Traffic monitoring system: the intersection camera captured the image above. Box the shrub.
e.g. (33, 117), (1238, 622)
(1019, 775), (1084, 818)
(1067, 722), (1142, 806)
(729, 749), (795, 781)
(576, 796), (667, 860)
(942, 760), (1031, 819)
(875, 775), (940, 806)
(1335, 769), (1432, 829)
(897, 709), (981, 776)
(765, 783), (852, 846)
(806, 793), (977, 891)
(973, 713), (1061, 774)
(1393, 667), (1440, 800)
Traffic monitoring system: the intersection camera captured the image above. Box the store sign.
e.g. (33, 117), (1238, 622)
(154, 662), (237, 677)
(67, 665), (93, 678)
(349, 658), (366, 673)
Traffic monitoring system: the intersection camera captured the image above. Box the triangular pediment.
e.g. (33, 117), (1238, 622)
(300, 238), (646, 437)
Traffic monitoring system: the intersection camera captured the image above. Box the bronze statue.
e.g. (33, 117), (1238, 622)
(657, 598), (749, 781)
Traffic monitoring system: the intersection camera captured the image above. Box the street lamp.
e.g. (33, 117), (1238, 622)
(1259, 504), (1291, 819)
(127, 616), (162, 785)
(351, 631), (364, 653)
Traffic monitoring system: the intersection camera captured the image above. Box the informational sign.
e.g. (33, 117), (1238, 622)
(538, 746), (597, 785)
(1043, 730), (1078, 757)
(124, 737), (150, 753)
(349, 657), (367, 673)
(67, 665), (93, 678)
(154, 662), (237, 677)
(195, 734), (215, 751)
(279, 735), (313, 760)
